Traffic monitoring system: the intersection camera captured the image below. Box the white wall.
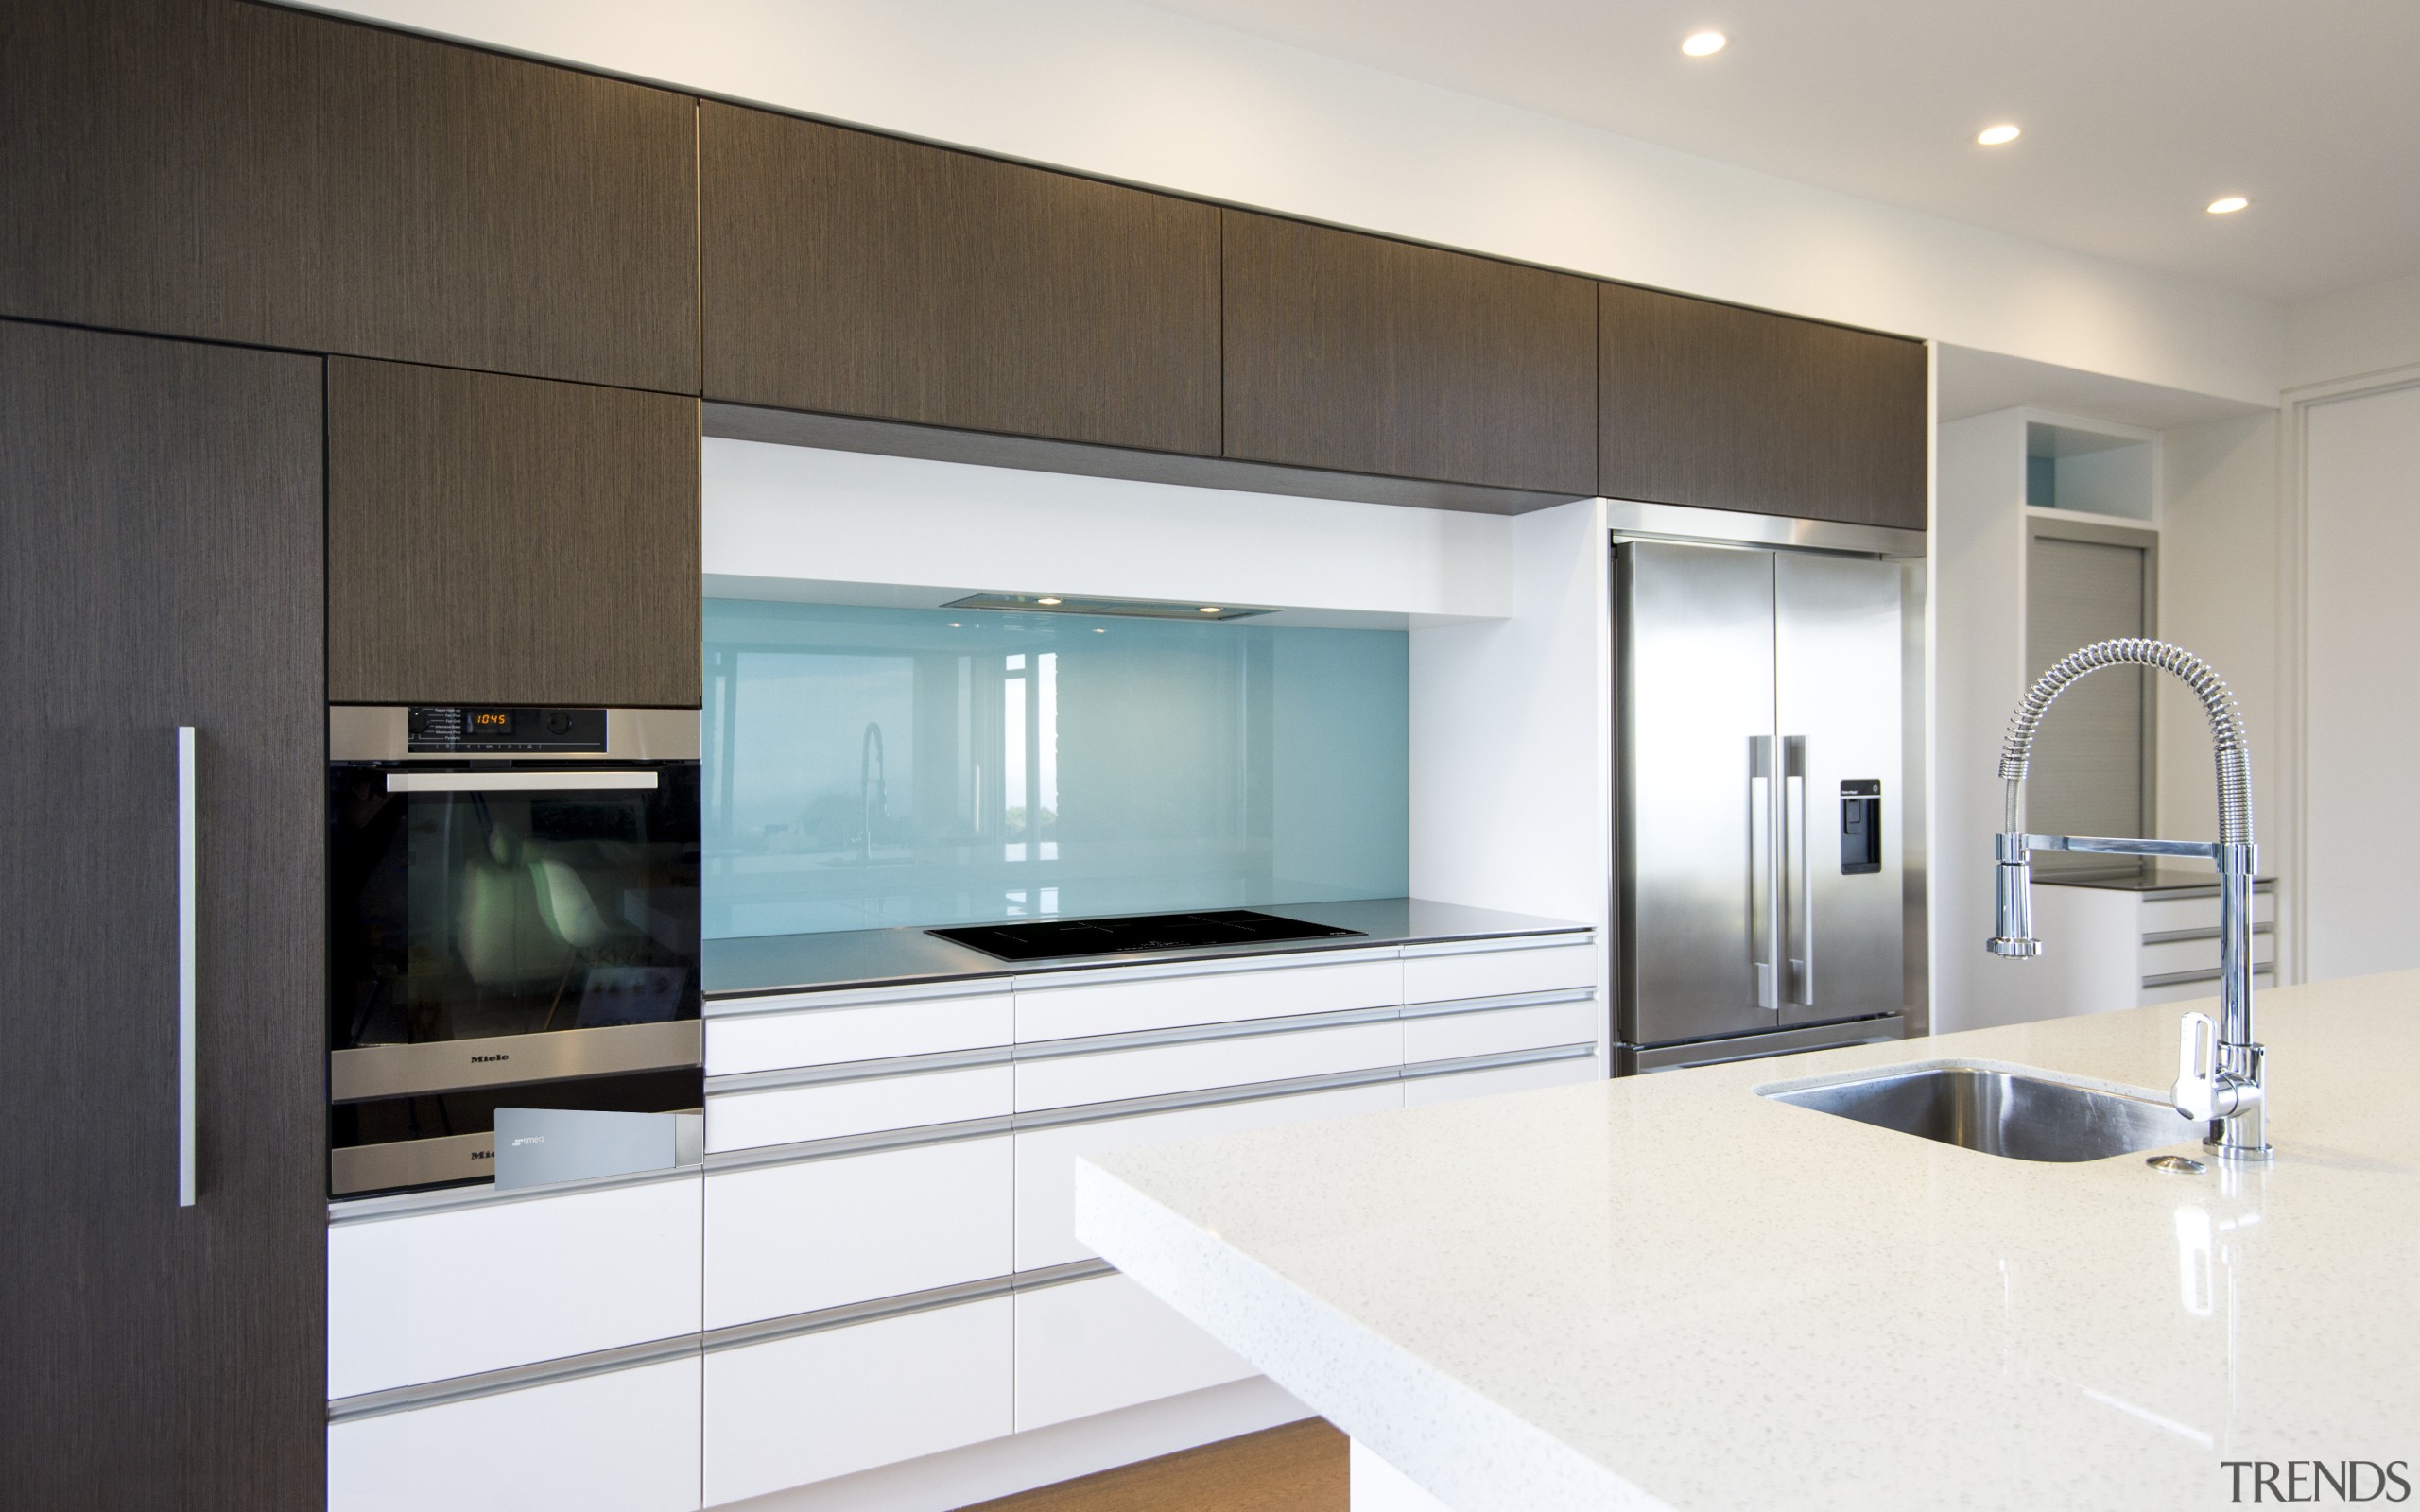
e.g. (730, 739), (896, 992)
(2270, 272), (2420, 982)
(2153, 412), (2283, 855)
(2298, 380), (2420, 981)
(1407, 499), (1609, 925)
(701, 438), (1512, 624)
(1929, 410), (2032, 1032)
(297, 0), (2280, 406)
(2286, 267), (2420, 390)
(1408, 499), (1612, 1059)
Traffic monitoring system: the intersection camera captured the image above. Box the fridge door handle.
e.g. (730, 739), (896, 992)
(1749, 735), (1776, 1010)
(1782, 734), (1810, 1008)
(177, 726), (197, 1209)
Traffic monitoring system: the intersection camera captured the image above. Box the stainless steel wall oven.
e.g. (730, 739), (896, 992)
(327, 706), (702, 1195)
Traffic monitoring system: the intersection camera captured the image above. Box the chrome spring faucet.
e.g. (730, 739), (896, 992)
(1987, 638), (2271, 1161)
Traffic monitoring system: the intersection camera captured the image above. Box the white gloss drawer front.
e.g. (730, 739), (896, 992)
(1013, 1274), (1255, 1433)
(703, 1297), (1012, 1505)
(705, 1062), (1011, 1153)
(2140, 932), (2277, 978)
(1401, 993), (1600, 1064)
(1400, 936), (1596, 1005)
(328, 1356), (702, 1512)
(2139, 889), (2276, 936)
(328, 1177), (702, 1400)
(1013, 1081), (1400, 1272)
(1013, 952), (1402, 1042)
(705, 1136), (1011, 1330)
(1012, 1021), (1400, 1113)
(704, 986), (1011, 1076)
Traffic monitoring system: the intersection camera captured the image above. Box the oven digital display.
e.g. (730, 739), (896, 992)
(406, 705), (608, 753)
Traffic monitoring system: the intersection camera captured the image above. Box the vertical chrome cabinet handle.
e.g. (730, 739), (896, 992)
(1781, 735), (1810, 1006)
(1748, 735), (1775, 1010)
(177, 726), (197, 1208)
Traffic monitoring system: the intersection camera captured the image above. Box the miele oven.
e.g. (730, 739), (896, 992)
(327, 705), (702, 1196)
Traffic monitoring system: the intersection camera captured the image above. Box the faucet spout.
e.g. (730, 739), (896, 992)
(1986, 638), (2270, 1161)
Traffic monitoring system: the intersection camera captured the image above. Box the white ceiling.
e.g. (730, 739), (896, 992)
(1134, 0), (2420, 304)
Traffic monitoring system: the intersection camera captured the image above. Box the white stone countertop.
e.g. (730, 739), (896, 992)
(1075, 972), (2420, 1511)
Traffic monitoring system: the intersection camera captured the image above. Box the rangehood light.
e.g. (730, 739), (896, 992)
(940, 592), (1274, 621)
(2206, 195), (2250, 215)
(1977, 124), (2021, 146)
(1681, 30), (1727, 57)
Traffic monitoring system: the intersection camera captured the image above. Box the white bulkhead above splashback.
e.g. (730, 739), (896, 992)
(702, 437), (1519, 628)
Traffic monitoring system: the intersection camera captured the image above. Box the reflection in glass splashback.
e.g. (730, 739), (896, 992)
(701, 600), (1409, 937)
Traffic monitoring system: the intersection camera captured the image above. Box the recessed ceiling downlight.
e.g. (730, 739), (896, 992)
(2206, 196), (2250, 215)
(1977, 124), (2021, 146)
(1681, 30), (1727, 57)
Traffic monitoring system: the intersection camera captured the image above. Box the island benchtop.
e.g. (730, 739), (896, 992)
(1075, 972), (2420, 1512)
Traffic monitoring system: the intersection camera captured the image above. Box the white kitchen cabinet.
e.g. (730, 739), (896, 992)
(705, 1061), (1011, 1153)
(702, 1297), (1013, 1505)
(1013, 950), (1401, 1042)
(2030, 877), (2280, 1017)
(1400, 935), (1595, 1005)
(1014, 1082), (1401, 1271)
(1400, 991), (1599, 1065)
(328, 1355), (701, 1512)
(328, 1175), (702, 1400)
(1013, 1273), (1256, 1433)
(705, 983), (1011, 1076)
(705, 1135), (1011, 1329)
(1402, 1053), (1599, 1107)
(1014, 1020), (1400, 1112)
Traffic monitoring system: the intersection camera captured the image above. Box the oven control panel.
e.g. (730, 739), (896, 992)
(407, 706), (608, 753)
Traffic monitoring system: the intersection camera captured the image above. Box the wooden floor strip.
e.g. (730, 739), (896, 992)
(958, 1418), (1348, 1512)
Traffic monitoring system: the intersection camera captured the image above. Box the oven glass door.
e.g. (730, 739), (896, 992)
(330, 764), (702, 1069)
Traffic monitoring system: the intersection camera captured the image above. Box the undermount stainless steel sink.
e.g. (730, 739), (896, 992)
(1758, 1061), (2195, 1162)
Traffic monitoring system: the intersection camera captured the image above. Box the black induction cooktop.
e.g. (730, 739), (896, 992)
(929, 909), (1365, 962)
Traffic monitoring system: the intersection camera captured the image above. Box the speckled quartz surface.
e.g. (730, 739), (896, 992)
(1076, 972), (2420, 1511)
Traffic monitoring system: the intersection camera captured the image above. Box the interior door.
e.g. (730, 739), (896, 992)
(0, 320), (326, 1507)
(1618, 541), (1778, 1048)
(2024, 524), (2155, 843)
(1774, 554), (1905, 1026)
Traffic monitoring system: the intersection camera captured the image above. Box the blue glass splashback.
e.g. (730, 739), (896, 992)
(701, 600), (1409, 937)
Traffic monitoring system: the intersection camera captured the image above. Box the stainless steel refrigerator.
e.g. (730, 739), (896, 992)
(1615, 539), (1910, 1071)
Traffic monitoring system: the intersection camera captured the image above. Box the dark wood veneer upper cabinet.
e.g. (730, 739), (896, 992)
(1599, 283), (1928, 531)
(1220, 212), (1598, 495)
(701, 104), (1221, 454)
(0, 0), (699, 393)
(328, 360), (703, 708)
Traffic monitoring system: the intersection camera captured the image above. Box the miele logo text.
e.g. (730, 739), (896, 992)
(2226, 1463), (2411, 1503)
(471, 1150), (493, 1160)
(470, 1053), (510, 1064)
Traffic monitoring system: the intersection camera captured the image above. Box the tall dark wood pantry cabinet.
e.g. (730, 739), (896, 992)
(0, 320), (327, 1508)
